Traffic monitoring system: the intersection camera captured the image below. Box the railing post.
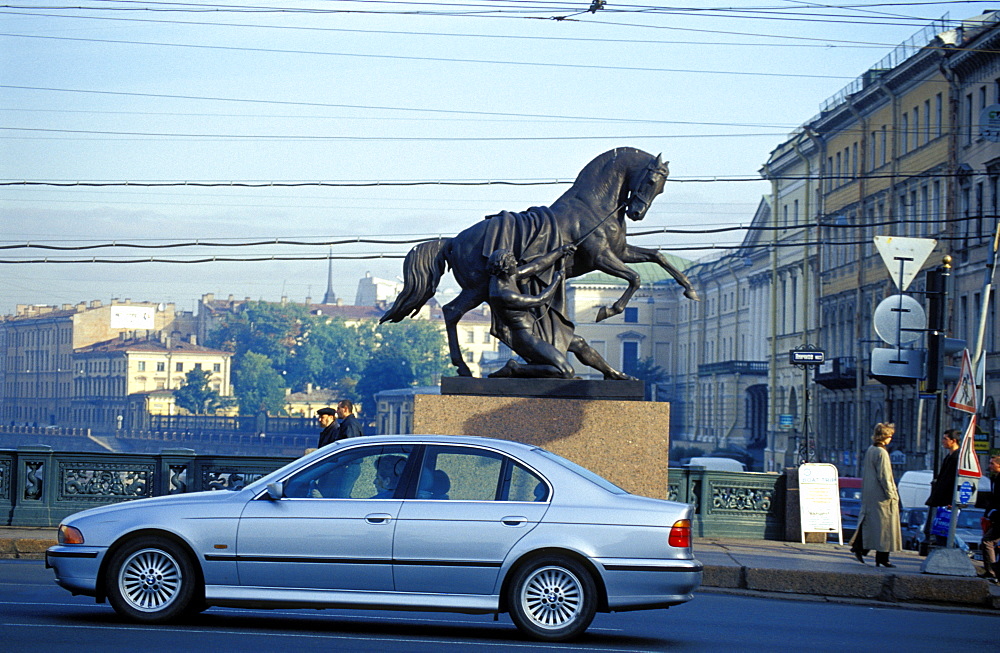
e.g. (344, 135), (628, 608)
(158, 448), (196, 495)
(11, 445), (56, 527)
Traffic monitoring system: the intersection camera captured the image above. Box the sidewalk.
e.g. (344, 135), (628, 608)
(2, 527), (998, 610)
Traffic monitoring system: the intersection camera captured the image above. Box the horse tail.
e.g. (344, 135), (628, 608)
(380, 238), (450, 323)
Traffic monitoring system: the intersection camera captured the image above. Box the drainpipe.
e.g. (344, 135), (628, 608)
(761, 162), (780, 470)
(844, 98), (870, 475)
(723, 257), (744, 447)
(791, 134), (816, 460)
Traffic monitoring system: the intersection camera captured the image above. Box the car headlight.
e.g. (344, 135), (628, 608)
(57, 524), (84, 545)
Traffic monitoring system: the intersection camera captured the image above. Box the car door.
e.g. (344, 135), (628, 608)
(236, 444), (415, 592)
(393, 445), (550, 595)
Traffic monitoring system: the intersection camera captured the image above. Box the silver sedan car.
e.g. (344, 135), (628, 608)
(47, 435), (702, 641)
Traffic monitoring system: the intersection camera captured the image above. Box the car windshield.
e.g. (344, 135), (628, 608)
(534, 448), (628, 495)
(956, 509), (984, 529)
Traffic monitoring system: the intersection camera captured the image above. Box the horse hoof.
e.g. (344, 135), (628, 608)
(684, 289), (700, 301)
(596, 307), (611, 322)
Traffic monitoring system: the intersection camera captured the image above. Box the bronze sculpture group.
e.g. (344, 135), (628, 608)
(381, 147), (699, 379)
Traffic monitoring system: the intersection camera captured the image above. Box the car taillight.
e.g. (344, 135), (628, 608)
(58, 524), (84, 545)
(668, 519), (691, 548)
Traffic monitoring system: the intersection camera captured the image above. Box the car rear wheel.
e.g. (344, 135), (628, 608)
(507, 555), (597, 642)
(105, 536), (197, 623)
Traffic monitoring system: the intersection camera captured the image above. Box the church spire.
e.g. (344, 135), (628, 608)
(321, 249), (337, 304)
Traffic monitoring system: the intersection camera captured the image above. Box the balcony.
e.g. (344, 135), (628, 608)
(697, 361), (768, 377)
(815, 356), (857, 389)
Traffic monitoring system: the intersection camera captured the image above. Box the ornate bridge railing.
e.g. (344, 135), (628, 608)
(0, 446), (296, 528)
(668, 467), (786, 540)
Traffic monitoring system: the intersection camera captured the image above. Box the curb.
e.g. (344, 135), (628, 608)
(701, 564), (1000, 610)
(0, 537), (55, 560)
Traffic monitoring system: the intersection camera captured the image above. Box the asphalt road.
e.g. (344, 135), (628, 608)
(2, 560), (996, 652)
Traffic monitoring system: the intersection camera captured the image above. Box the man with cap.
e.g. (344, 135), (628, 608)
(315, 406), (339, 449)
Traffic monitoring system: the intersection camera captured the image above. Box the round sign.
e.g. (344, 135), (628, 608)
(873, 294), (925, 345)
(958, 480), (974, 504)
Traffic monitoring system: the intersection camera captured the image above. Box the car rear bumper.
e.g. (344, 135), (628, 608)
(597, 557), (703, 610)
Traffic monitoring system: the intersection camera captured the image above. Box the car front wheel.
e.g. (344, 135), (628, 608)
(507, 555), (597, 642)
(105, 536), (197, 623)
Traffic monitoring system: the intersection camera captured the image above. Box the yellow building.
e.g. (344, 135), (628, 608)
(73, 335), (233, 433)
(0, 299), (191, 427)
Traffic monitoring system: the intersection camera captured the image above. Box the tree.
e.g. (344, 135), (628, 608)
(371, 320), (450, 386)
(353, 320), (448, 418)
(206, 300), (309, 371)
(633, 357), (669, 400)
(173, 368), (232, 415)
(233, 352), (287, 416)
(286, 317), (367, 397)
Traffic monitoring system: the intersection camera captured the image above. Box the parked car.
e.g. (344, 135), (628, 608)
(683, 456), (746, 472)
(955, 508), (986, 559)
(46, 435), (702, 642)
(900, 507), (928, 551)
(838, 477), (862, 501)
(839, 498), (862, 540)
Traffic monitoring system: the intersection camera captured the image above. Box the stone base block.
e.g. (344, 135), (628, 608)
(920, 547), (978, 577)
(744, 568), (885, 599)
(412, 394), (669, 499)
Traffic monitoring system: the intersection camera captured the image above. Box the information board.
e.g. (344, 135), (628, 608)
(798, 463), (842, 544)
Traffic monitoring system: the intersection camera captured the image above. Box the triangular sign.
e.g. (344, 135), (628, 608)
(957, 415), (982, 478)
(874, 236), (937, 291)
(947, 348), (977, 413)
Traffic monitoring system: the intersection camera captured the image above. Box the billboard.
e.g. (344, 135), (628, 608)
(110, 306), (155, 329)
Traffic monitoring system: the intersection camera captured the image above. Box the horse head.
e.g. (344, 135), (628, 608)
(625, 153), (669, 221)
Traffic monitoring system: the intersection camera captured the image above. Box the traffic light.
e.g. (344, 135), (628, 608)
(924, 266), (964, 391)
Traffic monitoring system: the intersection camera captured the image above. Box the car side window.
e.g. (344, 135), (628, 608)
(507, 462), (548, 502)
(283, 445), (414, 499)
(419, 445), (503, 501)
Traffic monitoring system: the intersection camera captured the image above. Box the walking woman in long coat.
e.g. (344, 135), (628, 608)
(850, 422), (902, 567)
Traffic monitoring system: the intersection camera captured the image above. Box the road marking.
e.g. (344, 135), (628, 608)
(0, 622), (641, 651)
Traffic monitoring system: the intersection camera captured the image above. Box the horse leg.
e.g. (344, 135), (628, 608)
(568, 336), (634, 380)
(442, 288), (487, 377)
(591, 252), (641, 322)
(622, 243), (700, 301)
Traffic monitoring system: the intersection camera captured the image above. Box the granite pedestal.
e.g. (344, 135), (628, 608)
(414, 380), (670, 499)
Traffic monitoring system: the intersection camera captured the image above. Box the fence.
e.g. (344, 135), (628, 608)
(668, 467), (786, 539)
(0, 446), (296, 527)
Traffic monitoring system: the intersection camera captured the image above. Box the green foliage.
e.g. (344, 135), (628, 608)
(233, 352), (287, 416)
(371, 320), (450, 386)
(173, 368), (233, 415)
(286, 317), (367, 396)
(206, 300), (448, 417)
(633, 356), (669, 400)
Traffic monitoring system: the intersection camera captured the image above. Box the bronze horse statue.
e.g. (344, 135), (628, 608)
(381, 147), (699, 378)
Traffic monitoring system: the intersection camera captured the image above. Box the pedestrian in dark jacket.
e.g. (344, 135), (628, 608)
(336, 400), (363, 440)
(926, 429), (960, 507)
(315, 406), (339, 449)
(924, 429), (960, 546)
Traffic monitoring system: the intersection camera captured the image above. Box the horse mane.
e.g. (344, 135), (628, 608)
(565, 147), (651, 198)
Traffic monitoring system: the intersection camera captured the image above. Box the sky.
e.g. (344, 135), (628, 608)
(1, 0), (994, 316)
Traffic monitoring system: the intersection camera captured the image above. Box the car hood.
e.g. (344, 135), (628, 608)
(62, 489), (249, 524)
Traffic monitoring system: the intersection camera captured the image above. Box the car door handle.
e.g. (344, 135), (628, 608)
(366, 513), (393, 524)
(502, 516), (528, 527)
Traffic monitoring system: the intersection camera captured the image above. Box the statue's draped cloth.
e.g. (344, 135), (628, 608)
(482, 207), (575, 355)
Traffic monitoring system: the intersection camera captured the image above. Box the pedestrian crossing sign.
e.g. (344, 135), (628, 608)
(947, 349), (977, 413)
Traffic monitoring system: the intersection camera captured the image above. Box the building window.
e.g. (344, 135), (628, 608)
(624, 307), (639, 323)
(156, 362), (165, 372)
(213, 363), (221, 372)
(175, 362), (183, 372)
(137, 361), (146, 372)
(194, 362), (202, 370)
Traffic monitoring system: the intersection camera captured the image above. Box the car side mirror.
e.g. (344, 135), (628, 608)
(265, 482), (284, 500)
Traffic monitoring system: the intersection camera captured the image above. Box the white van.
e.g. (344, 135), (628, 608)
(897, 469), (993, 508)
(684, 457), (747, 472)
